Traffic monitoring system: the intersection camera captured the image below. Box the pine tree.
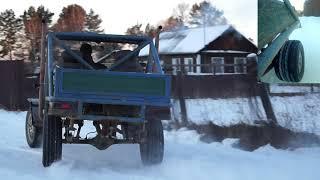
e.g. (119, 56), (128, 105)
(189, 1), (227, 27)
(0, 9), (23, 60)
(21, 6), (54, 62)
(13, 27), (30, 60)
(162, 16), (183, 31)
(84, 9), (104, 33)
(125, 24), (144, 36)
(144, 23), (157, 38)
(54, 4), (86, 32)
(173, 3), (190, 26)
(22, 6), (54, 38)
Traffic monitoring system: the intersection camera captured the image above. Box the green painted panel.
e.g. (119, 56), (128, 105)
(258, 0), (297, 49)
(62, 72), (167, 96)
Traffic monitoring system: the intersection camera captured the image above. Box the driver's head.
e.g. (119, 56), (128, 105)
(80, 43), (92, 55)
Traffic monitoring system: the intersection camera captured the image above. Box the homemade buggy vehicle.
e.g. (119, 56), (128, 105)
(25, 31), (171, 167)
(258, 0), (304, 82)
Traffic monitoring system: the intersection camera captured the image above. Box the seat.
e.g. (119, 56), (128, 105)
(112, 50), (143, 72)
(59, 50), (84, 69)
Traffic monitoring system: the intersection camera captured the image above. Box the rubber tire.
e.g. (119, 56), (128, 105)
(54, 117), (63, 161)
(25, 110), (42, 148)
(140, 119), (164, 166)
(42, 115), (62, 167)
(274, 40), (304, 82)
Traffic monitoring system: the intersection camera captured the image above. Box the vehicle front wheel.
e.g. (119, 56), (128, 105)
(25, 110), (42, 148)
(274, 40), (305, 82)
(140, 119), (164, 165)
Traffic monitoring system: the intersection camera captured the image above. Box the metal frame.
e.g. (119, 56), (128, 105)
(258, 0), (301, 77)
(44, 32), (170, 122)
(258, 21), (300, 77)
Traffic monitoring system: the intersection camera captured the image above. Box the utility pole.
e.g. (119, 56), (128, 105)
(203, 13), (206, 46)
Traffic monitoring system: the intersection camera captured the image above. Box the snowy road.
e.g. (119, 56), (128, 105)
(1, 110), (320, 180)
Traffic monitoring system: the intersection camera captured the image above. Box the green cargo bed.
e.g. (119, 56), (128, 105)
(52, 67), (171, 106)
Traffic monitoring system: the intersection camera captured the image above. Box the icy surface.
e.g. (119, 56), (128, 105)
(0, 110), (320, 180)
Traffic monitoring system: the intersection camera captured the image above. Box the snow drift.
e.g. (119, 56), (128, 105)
(0, 110), (320, 180)
(172, 93), (320, 136)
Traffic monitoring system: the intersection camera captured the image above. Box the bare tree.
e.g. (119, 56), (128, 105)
(173, 3), (190, 25)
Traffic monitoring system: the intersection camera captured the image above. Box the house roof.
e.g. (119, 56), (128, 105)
(140, 25), (245, 56)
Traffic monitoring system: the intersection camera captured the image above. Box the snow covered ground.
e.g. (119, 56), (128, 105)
(261, 16), (320, 83)
(172, 94), (320, 136)
(290, 17), (320, 83)
(1, 110), (320, 180)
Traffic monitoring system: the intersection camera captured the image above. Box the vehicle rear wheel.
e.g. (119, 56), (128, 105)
(140, 119), (164, 165)
(42, 114), (62, 167)
(25, 110), (42, 148)
(274, 40), (304, 82)
(54, 116), (63, 161)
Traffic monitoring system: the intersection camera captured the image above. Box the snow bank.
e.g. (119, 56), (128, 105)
(172, 98), (267, 126)
(290, 16), (320, 83)
(0, 110), (319, 180)
(172, 94), (320, 136)
(272, 94), (320, 135)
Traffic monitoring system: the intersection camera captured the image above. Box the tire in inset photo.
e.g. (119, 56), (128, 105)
(274, 40), (305, 82)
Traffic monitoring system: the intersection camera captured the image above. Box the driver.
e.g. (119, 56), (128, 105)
(80, 43), (106, 69)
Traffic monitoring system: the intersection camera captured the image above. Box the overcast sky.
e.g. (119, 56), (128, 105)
(0, 0), (306, 43)
(0, 0), (257, 41)
(291, 0), (305, 11)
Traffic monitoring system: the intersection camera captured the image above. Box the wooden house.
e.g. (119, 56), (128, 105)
(140, 25), (257, 76)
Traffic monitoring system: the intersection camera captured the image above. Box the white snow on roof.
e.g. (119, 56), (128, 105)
(140, 25), (233, 56)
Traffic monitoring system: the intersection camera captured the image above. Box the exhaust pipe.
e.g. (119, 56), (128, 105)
(155, 26), (162, 52)
(38, 19), (48, 120)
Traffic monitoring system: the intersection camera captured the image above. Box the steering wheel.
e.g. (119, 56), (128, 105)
(96, 50), (119, 63)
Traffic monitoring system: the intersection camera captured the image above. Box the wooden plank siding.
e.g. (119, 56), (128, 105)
(201, 28), (257, 53)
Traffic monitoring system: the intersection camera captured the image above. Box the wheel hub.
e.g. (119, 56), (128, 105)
(27, 115), (36, 141)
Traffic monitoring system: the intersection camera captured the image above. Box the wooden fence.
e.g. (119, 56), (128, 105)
(0, 60), (318, 111)
(0, 61), (38, 110)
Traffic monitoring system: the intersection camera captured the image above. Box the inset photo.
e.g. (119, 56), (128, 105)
(258, 0), (319, 83)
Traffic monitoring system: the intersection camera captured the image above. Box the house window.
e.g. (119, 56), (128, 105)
(211, 57), (224, 74)
(172, 58), (181, 75)
(184, 58), (193, 74)
(160, 60), (164, 66)
(234, 57), (247, 74)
